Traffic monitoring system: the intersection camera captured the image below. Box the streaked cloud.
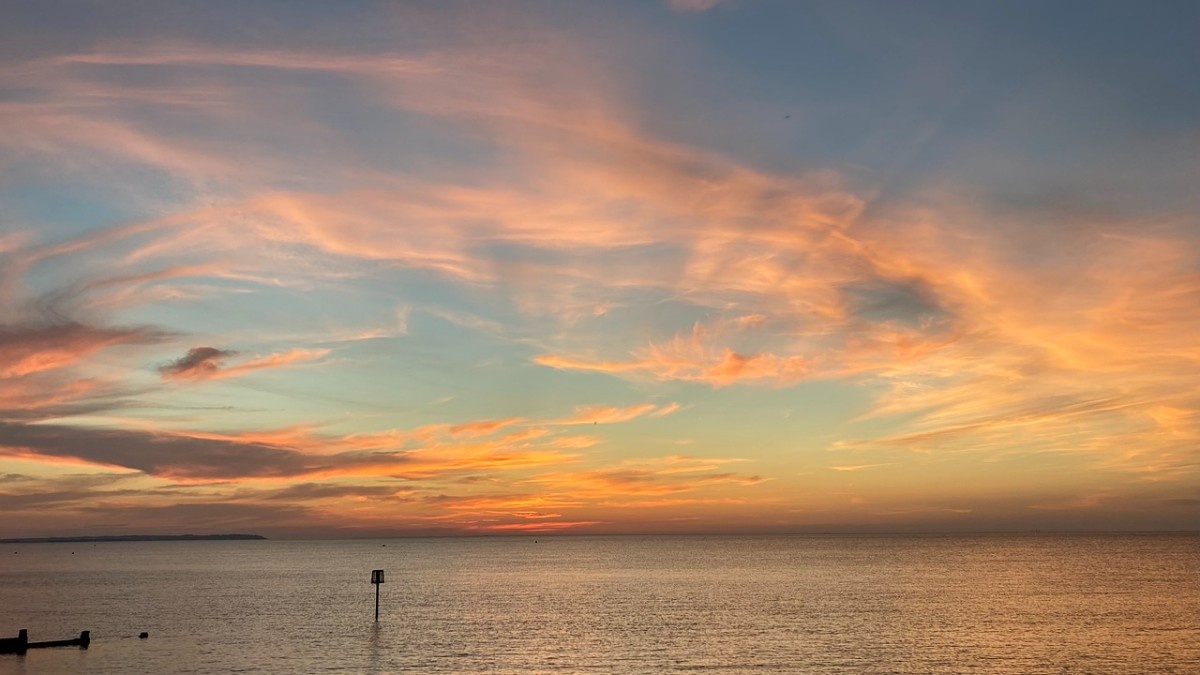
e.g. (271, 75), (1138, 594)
(553, 403), (675, 425)
(1, 322), (167, 379)
(829, 463), (894, 472)
(159, 347), (330, 382)
(447, 417), (524, 438)
(666, 0), (728, 13)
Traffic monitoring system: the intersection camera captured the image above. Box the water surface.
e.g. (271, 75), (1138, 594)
(1, 534), (1197, 673)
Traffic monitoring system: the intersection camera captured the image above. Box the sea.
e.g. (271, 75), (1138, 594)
(1, 534), (1197, 674)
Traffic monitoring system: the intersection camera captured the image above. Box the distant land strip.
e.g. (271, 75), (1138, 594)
(1, 534), (267, 543)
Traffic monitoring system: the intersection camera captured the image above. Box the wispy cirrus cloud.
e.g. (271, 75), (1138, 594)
(823, 205), (1200, 479)
(447, 417), (524, 438)
(8, 35), (1189, 478)
(467, 520), (600, 533)
(552, 402), (677, 425)
(536, 321), (811, 387)
(829, 463), (894, 472)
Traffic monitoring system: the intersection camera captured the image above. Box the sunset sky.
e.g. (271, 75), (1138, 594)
(2, 0), (1198, 538)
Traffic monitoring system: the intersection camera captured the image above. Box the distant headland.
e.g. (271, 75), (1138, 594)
(1, 534), (267, 544)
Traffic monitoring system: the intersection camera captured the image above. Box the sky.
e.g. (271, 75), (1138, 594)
(1, 0), (1198, 538)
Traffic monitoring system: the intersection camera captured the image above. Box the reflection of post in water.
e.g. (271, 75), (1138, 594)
(371, 569), (385, 622)
(367, 619), (383, 672)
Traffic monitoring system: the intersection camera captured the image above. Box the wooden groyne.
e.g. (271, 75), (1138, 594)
(0, 629), (90, 654)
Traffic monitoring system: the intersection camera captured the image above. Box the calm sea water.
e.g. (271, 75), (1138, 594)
(1, 534), (1197, 674)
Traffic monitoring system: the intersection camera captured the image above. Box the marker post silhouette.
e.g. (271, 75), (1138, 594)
(371, 569), (385, 622)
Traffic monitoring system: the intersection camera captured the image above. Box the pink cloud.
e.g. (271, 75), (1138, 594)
(1, 19), (1197, 533)
(159, 347), (330, 381)
(1, 323), (166, 379)
(667, 0), (728, 12)
(536, 322), (809, 387)
(553, 403), (664, 425)
(448, 418), (524, 438)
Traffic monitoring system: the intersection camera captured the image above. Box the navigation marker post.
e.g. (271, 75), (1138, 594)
(371, 569), (385, 622)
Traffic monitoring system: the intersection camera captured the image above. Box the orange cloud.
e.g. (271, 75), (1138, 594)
(553, 403), (665, 425)
(651, 402), (682, 417)
(429, 494), (582, 512)
(601, 496), (737, 507)
(829, 463), (894, 472)
(528, 457), (766, 500)
(448, 417), (524, 438)
(469, 521), (598, 532)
